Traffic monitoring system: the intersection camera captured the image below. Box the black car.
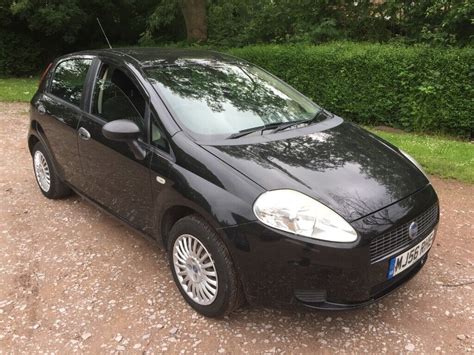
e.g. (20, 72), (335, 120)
(28, 48), (439, 317)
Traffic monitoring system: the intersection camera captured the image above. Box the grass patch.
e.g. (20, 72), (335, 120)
(370, 129), (473, 184)
(0, 77), (37, 102)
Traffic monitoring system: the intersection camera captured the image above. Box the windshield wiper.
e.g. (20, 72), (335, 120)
(271, 119), (307, 133)
(272, 109), (326, 133)
(227, 122), (287, 139)
(227, 110), (327, 138)
(306, 108), (326, 125)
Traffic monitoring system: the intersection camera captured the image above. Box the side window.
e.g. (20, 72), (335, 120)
(50, 58), (92, 106)
(92, 64), (146, 132)
(151, 112), (170, 153)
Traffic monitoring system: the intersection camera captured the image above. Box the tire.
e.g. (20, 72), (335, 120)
(167, 214), (244, 318)
(32, 142), (71, 199)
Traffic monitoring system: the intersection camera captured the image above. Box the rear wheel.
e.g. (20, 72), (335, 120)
(167, 215), (244, 317)
(32, 142), (71, 199)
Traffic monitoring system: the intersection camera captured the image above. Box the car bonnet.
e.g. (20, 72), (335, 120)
(201, 122), (429, 222)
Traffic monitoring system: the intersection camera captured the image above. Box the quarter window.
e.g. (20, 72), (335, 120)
(151, 112), (170, 153)
(92, 65), (146, 132)
(50, 58), (92, 106)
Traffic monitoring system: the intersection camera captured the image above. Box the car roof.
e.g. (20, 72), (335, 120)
(70, 47), (244, 68)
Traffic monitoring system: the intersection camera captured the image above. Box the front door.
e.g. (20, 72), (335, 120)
(77, 61), (153, 232)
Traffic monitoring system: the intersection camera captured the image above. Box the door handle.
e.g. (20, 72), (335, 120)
(78, 127), (91, 141)
(37, 104), (46, 115)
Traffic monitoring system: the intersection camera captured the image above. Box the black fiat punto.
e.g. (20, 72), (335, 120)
(28, 48), (439, 317)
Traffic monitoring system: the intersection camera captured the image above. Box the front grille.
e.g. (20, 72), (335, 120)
(294, 289), (327, 303)
(370, 204), (438, 263)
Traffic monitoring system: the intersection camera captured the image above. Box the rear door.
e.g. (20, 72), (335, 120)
(77, 60), (154, 232)
(35, 57), (93, 186)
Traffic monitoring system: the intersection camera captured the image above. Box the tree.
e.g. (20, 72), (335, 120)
(1, 0), (155, 63)
(179, 0), (207, 42)
(143, 0), (207, 43)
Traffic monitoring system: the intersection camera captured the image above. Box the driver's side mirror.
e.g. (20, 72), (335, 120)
(102, 119), (146, 160)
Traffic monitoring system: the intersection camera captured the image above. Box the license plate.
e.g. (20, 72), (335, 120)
(387, 230), (434, 279)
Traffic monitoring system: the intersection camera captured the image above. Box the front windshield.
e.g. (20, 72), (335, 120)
(146, 60), (322, 138)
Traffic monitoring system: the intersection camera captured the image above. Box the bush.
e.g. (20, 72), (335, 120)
(229, 43), (474, 138)
(0, 31), (42, 76)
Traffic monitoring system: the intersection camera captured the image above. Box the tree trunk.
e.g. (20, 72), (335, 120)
(179, 0), (207, 42)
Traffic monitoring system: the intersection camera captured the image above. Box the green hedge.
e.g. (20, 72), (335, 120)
(229, 43), (473, 138)
(0, 31), (42, 76)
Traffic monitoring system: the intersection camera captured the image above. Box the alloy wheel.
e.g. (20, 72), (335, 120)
(34, 150), (51, 192)
(172, 234), (218, 305)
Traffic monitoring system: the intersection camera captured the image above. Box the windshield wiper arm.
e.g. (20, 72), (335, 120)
(227, 122), (286, 139)
(306, 108), (326, 125)
(227, 110), (327, 139)
(271, 119), (307, 133)
(272, 109), (326, 134)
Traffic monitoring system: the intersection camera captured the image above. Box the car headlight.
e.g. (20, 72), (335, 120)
(253, 189), (357, 242)
(400, 149), (428, 180)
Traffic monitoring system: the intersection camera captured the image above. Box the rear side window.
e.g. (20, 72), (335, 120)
(50, 58), (92, 106)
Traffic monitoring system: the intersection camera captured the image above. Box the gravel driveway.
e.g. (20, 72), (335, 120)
(0, 103), (473, 354)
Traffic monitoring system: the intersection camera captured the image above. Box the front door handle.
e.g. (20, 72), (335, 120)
(78, 127), (91, 141)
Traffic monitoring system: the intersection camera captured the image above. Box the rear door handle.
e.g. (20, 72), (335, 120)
(37, 104), (46, 115)
(78, 127), (91, 141)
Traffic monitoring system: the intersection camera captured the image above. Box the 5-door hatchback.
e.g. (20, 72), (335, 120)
(28, 48), (439, 317)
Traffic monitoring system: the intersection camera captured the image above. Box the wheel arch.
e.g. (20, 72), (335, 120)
(28, 121), (47, 154)
(28, 134), (40, 155)
(28, 121), (62, 180)
(159, 204), (196, 249)
(28, 120), (42, 154)
(156, 195), (231, 247)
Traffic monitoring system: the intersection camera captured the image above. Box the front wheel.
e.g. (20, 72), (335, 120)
(167, 215), (244, 317)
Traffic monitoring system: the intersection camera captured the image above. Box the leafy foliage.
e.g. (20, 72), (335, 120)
(229, 43), (474, 138)
(0, 30), (42, 76)
(1, 0), (473, 75)
(146, 0), (473, 47)
(1, 1), (472, 138)
(0, 0), (156, 74)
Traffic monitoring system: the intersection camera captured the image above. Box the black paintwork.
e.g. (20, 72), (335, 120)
(102, 119), (141, 141)
(204, 121), (429, 222)
(28, 48), (439, 308)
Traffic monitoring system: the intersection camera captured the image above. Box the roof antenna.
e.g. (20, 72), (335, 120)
(96, 17), (112, 49)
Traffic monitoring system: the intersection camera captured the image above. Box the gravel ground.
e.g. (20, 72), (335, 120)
(0, 103), (473, 354)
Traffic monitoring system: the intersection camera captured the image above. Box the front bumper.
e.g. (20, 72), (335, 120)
(222, 184), (439, 308)
(299, 252), (429, 310)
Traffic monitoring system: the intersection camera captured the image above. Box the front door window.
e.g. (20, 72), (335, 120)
(91, 65), (146, 133)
